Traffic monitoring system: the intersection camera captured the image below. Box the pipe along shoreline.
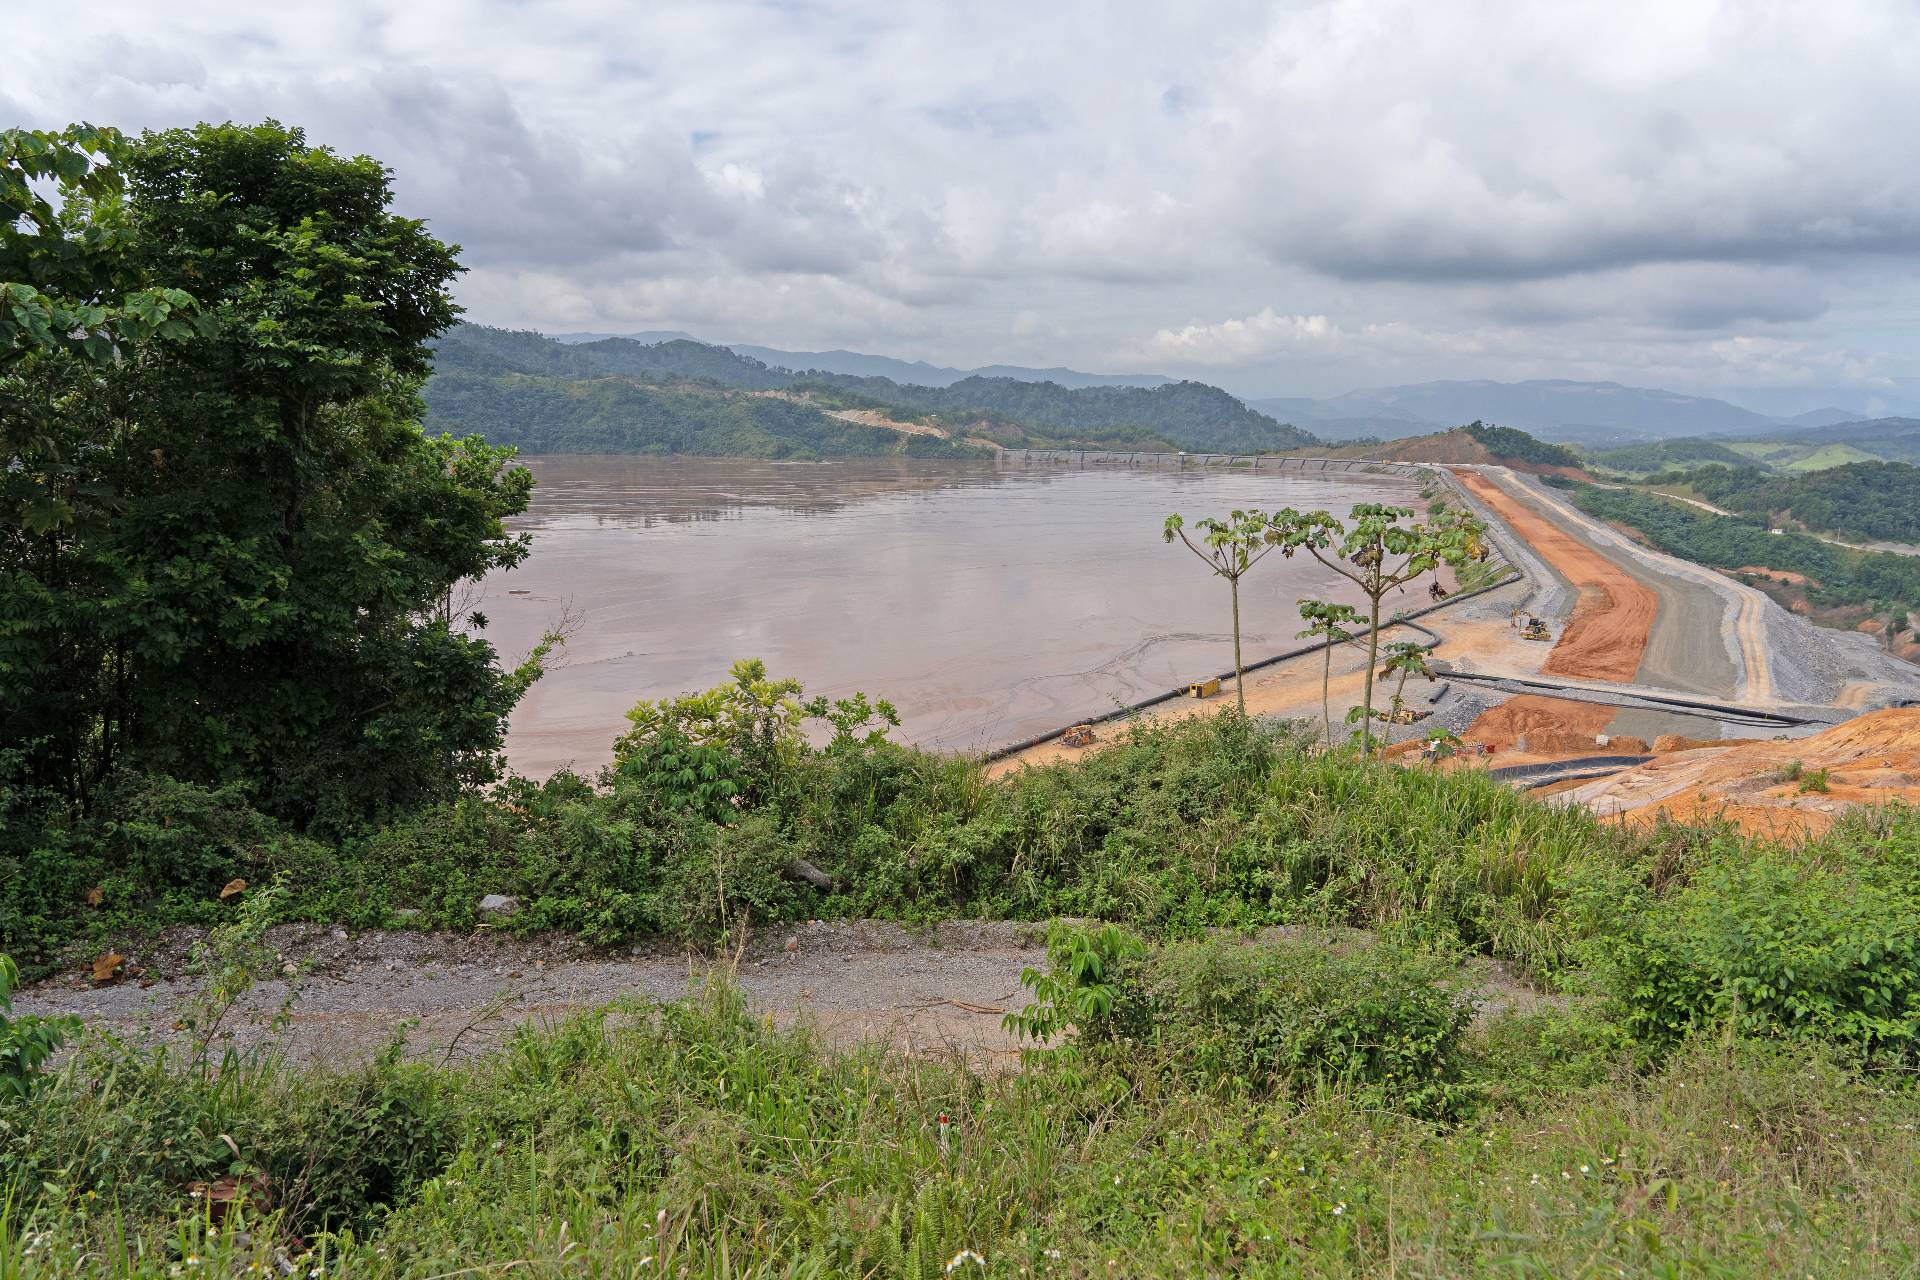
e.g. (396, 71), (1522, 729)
(976, 460), (1521, 765)
(978, 574), (1508, 763)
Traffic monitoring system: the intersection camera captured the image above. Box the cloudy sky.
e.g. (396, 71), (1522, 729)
(14, 0), (1920, 411)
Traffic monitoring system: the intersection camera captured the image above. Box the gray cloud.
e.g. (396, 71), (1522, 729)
(11, 0), (1920, 400)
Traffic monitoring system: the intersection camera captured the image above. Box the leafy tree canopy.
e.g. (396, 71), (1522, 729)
(2, 121), (543, 833)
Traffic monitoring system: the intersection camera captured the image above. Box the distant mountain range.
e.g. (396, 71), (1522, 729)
(548, 331), (1172, 391)
(463, 327), (1920, 455)
(1251, 380), (1788, 446)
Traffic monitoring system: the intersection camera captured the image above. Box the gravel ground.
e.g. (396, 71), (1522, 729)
(19, 920), (1560, 1069)
(1505, 470), (1920, 712)
(17, 920), (1050, 1067)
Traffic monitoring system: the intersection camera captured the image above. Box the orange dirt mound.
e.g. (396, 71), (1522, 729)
(1462, 694), (1615, 753)
(1556, 708), (1920, 837)
(1454, 470), (1656, 684)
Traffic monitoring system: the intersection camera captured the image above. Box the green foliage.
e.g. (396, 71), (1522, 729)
(1461, 420), (1580, 469)
(1023, 932), (1475, 1117)
(1004, 922), (1145, 1045)
(1569, 482), (1920, 617)
(3, 122), (543, 835)
(0, 954), (77, 1100)
(1799, 766), (1833, 795)
(1684, 460), (1920, 546)
(1163, 507), (1289, 709)
(1606, 849), (1920, 1063)
(1270, 502), (1490, 750)
(613, 728), (743, 822)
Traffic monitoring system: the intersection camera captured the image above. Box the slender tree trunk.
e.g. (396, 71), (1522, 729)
(1321, 643), (1333, 749)
(1230, 575), (1245, 713)
(1360, 593), (1381, 753)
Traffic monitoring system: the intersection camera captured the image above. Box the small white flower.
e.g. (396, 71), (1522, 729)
(945, 1250), (987, 1274)
(1332, 1202), (1347, 1216)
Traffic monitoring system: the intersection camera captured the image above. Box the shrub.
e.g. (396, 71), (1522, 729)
(1607, 854), (1920, 1063)
(1017, 929), (1475, 1118)
(0, 954), (78, 1100)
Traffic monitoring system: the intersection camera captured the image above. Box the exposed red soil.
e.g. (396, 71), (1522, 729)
(1453, 470), (1656, 684)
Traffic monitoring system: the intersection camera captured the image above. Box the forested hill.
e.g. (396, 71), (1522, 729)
(802, 372), (1316, 454)
(423, 372), (981, 460)
(425, 324), (1317, 455)
(1684, 461), (1920, 546)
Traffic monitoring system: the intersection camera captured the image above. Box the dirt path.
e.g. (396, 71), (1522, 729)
(19, 920), (1561, 1068)
(18, 921), (1047, 1068)
(1453, 470), (1656, 684)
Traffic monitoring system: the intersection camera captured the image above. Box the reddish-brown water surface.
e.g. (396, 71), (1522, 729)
(479, 456), (1429, 776)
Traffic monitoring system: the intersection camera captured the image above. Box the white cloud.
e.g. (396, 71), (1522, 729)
(1129, 310), (1339, 364)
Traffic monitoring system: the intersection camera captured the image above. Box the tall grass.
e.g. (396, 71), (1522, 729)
(5, 978), (1918, 1277)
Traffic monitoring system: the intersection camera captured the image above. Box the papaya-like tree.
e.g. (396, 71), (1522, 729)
(1271, 504), (1487, 752)
(1377, 639), (1436, 743)
(1295, 599), (1360, 748)
(1163, 509), (1283, 712)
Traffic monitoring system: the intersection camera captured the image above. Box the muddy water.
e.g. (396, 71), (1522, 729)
(478, 456), (1429, 776)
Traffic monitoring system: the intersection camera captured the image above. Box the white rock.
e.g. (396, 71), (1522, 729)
(478, 894), (521, 916)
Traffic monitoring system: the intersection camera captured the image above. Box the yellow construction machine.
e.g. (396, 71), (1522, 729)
(1510, 608), (1552, 642)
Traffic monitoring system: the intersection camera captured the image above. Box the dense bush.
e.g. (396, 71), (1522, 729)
(1607, 844), (1920, 1063)
(1020, 928), (1475, 1117)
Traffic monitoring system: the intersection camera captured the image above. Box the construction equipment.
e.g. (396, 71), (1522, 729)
(1373, 706), (1432, 725)
(1060, 724), (1097, 748)
(1520, 618), (1551, 642)
(1186, 676), (1222, 699)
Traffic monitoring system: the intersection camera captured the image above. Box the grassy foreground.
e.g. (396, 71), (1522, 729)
(8, 714), (1920, 1274)
(3, 980), (1918, 1277)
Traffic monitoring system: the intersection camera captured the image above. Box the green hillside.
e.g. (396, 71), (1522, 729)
(1685, 461), (1920, 546)
(427, 324), (1317, 455)
(800, 371), (1318, 454)
(423, 370), (981, 459)
(1586, 436), (1750, 475)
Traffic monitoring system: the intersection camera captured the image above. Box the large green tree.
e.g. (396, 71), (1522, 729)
(1, 121), (542, 831)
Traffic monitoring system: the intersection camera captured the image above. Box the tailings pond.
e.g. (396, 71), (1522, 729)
(478, 456), (1430, 776)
